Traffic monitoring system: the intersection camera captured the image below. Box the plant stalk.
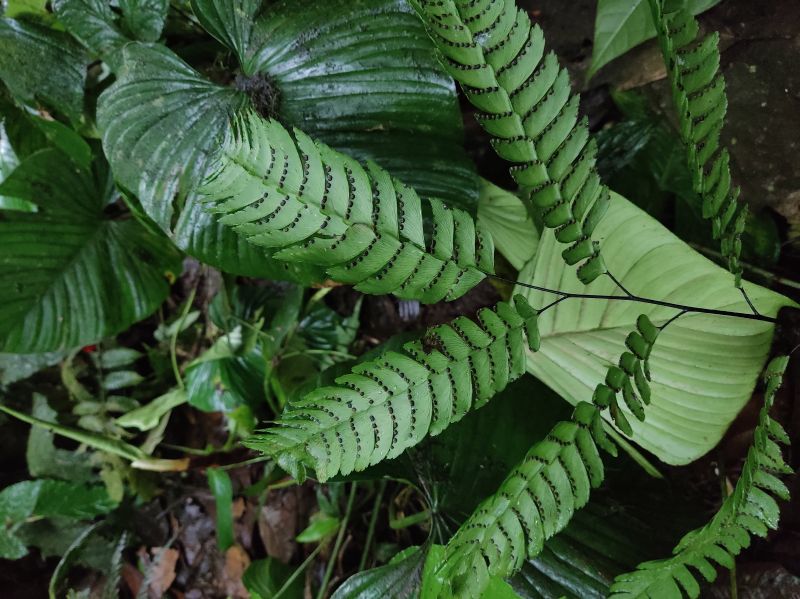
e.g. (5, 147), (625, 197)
(491, 274), (778, 324)
(317, 482), (358, 599)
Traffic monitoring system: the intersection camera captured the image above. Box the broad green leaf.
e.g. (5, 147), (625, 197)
(0, 480), (40, 523)
(296, 514), (340, 543)
(332, 546), (428, 599)
(1, 99), (91, 170)
(0, 480), (114, 522)
(0, 17), (86, 123)
(52, 0), (129, 66)
(337, 545), (515, 599)
(208, 468), (234, 551)
(477, 179), (539, 271)
(98, 348), (142, 369)
(26, 394), (93, 481)
(0, 352), (64, 385)
(0, 530), (28, 559)
(97, 42), (246, 229)
(118, 0), (168, 42)
(0, 148), (181, 352)
(243, 558), (304, 599)
(32, 480), (116, 519)
(247, 0), (478, 210)
(518, 192), (792, 464)
(4, 0), (48, 18)
(588, 0), (722, 78)
(100, 1), (476, 280)
(28, 115), (92, 169)
(185, 349), (265, 413)
(116, 388), (187, 431)
(102, 370), (144, 391)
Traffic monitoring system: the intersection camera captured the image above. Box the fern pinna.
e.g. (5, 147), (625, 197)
(415, 0), (609, 284)
(610, 355), (792, 598)
(648, 0), (747, 285)
(435, 316), (660, 597)
(198, 111), (494, 304)
(247, 295), (541, 482)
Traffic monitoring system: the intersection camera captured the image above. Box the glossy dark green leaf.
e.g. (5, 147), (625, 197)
(332, 546), (427, 599)
(0, 17), (87, 123)
(247, 0), (477, 210)
(98, 43), (246, 229)
(185, 349), (265, 413)
(0, 148), (182, 352)
(298, 299), (361, 362)
(243, 558), (304, 599)
(404, 376), (571, 521)
(33, 480), (116, 519)
(119, 0), (168, 42)
(208, 467), (234, 551)
(52, 0), (129, 67)
(296, 514), (340, 543)
(190, 0), (260, 70)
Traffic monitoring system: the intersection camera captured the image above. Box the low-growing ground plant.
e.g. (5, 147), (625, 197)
(0, 0), (796, 597)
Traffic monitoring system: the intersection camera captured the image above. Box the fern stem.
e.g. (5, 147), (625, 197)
(489, 274), (777, 324)
(358, 480), (387, 571)
(317, 482), (358, 599)
(274, 543), (323, 599)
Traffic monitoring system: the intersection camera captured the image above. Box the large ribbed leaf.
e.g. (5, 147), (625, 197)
(53, 0), (167, 61)
(97, 43), (246, 230)
(0, 17), (86, 124)
(52, 0), (130, 66)
(477, 180), (539, 272)
(94, 44), (323, 282)
(0, 148), (181, 353)
(518, 192), (792, 464)
(245, 0), (477, 210)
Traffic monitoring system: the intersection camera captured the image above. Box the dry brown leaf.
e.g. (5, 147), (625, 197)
(147, 547), (179, 599)
(221, 545), (251, 598)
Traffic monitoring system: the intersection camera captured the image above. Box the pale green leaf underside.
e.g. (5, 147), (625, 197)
(519, 192), (791, 464)
(589, 0), (722, 78)
(477, 179), (539, 271)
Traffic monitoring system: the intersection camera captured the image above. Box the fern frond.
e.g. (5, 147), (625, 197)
(198, 110), (494, 303)
(246, 295), (541, 482)
(649, 0), (747, 285)
(415, 0), (609, 284)
(436, 402), (616, 597)
(610, 355), (792, 598)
